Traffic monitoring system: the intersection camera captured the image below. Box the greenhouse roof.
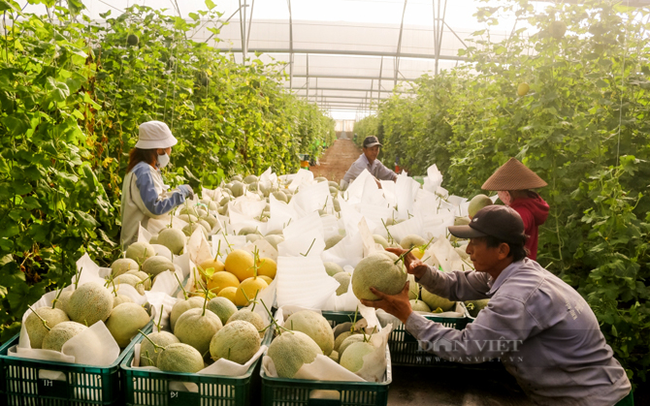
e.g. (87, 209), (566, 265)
(22, 0), (650, 119)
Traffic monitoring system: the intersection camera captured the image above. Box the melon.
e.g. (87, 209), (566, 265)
(243, 175), (258, 184)
(315, 177), (327, 182)
(157, 343), (204, 373)
(231, 174), (243, 182)
(333, 331), (354, 352)
(328, 181), (339, 189)
(410, 299), (431, 313)
(124, 270), (152, 290)
(207, 271), (240, 295)
(325, 235), (344, 250)
(199, 258), (226, 279)
(179, 206), (199, 217)
(224, 249), (255, 281)
(227, 309), (266, 338)
(178, 214), (198, 224)
(329, 351), (339, 363)
(234, 277), (268, 306)
(53, 290), (73, 314)
(400, 234), (426, 250)
(256, 257), (277, 279)
(114, 274), (146, 295)
(209, 320), (261, 364)
(246, 234), (262, 243)
(340, 342), (375, 373)
(272, 191), (287, 203)
(407, 274), (419, 300)
(106, 303), (150, 348)
(111, 258), (139, 277)
(333, 272), (351, 296)
(259, 275), (273, 285)
(231, 181), (245, 197)
(42, 321), (87, 352)
(465, 299), (490, 318)
(183, 223), (208, 237)
(352, 251), (407, 301)
(25, 307), (69, 349)
(333, 198), (341, 212)
(170, 296), (205, 332)
(267, 331), (322, 378)
(373, 235), (389, 249)
(142, 256), (175, 276)
(338, 334), (366, 357)
(203, 215), (219, 230)
(454, 216), (471, 226)
(139, 331), (179, 367)
(324, 262), (344, 277)
(329, 186), (338, 196)
(264, 235), (284, 250)
(468, 194), (493, 218)
(125, 241), (156, 263)
(421, 288), (455, 312)
(285, 310), (334, 356)
(113, 294), (133, 307)
(158, 228), (186, 255)
(174, 307), (223, 355)
(218, 286), (237, 303)
(67, 282), (113, 326)
(207, 297), (238, 325)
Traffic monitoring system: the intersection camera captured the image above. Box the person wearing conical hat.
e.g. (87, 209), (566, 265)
(482, 158), (549, 261)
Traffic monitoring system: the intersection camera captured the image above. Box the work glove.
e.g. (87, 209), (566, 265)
(178, 184), (194, 199)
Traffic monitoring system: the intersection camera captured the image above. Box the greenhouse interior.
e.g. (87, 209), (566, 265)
(0, 0), (649, 405)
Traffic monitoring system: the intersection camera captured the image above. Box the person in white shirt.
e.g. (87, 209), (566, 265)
(341, 136), (397, 188)
(120, 121), (193, 248)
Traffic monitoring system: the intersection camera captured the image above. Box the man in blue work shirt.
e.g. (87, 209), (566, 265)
(362, 205), (633, 406)
(341, 136), (397, 188)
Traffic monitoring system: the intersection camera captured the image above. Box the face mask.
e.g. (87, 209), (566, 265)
(157, 153), (170, 168)
(498, 190), (511, 206)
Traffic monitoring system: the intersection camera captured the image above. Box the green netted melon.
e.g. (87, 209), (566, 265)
(465, 299), (490, 318)
(67, 282), (113, 326)
(227, 309), (266, 338)
(454, 216), (471, 226)
(272, 191), (287, 203)
(170, 296), (205, 332)
(157, 228), (186, 255)
(243, 175), (258, 184)
(209, 320), (261, 364)
(333, 272), (351, 296)
(178, 214), (199, 224)
(264, 235), (284, 250)
(324, 262), (344, 277)
(315, 177), (328, 182)
(468, 194), (493, 218)
(421, 288), (455, 312)
(285, 310), (334, 356)
(231, 181), (245, 197)
(333, 331), (354, 352)
(267, 331), (322, 378)
(42, 321), (87, 352)
(328, 181), (339, 189)
(25, 307), (69, 349)
(238, 226), (260, 236)
(53, 290), (73, 314)
(174, 307), (223, 355)
(142, 256), (175, 276)
(124, 270), (152, 290)
(410, 299), (431, 312)
(207, 297), (238, 325)
(179, 206), (199, 217)
(352, 251), (407, 301)
(125, 241), (156, 263)
(338, 334), (366, 357)
(324, 235), (344, 250)
(106, 303), (150, 348)
(112, 294), (133, 307)
(114, 274), (146, 295)
(111, 258), (139, 277)
(400, 234), (426, 250)
(373, 235), (389, 249)
(140, 331), (179, 367)
(157, 343), (204, 373)
(230, 175), (243, 182)
(340, 341), (375, 373)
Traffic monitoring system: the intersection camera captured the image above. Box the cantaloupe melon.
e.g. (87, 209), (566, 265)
(267, 331), (322, 378)
(227, 309), (265, 338)
(421, 288), (455, 312)
(285, 310), (334, 356)
(324, 262), (344, 277)
(170, 296), (205, 332)
(111, 258), (139, 277)
(340, 341), (375, 373)
(400, 234), (426, 250)
(25, 307), (69, 349)
(67, 282), (113, 326)
(333, 272), (351, 296)
(142, 256), (175, 276)
(157, 228), (186, 255)
(209, 320), (261, 364)
(352, 251), (407, 301)
(106, 303), (150, 348)
(125, 241), (156, 263)
(338, 334), (366, 357)
(42, 321), (87, 352)
(174, 307), (223, 355)
(139, 331), (179, 367)
(468, 194), (493, 218)
(207, 297), (238, 325)
(157, 343), (204, 373)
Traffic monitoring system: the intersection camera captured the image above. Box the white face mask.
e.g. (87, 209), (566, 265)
(498, 190), (511, 206)
(157, 153), (170, 168)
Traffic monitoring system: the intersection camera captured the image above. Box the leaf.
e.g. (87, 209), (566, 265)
(46, 78), (71, 103)
(205, 0), (216, 10)
(74, 211), (100, 228)
(0, 0), (13, 11)
(1, 114), (29, 136)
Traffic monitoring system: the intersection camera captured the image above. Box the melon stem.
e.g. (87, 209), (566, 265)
(27, 305), (50, 331)
(395, 246), (416, 266)
(155, 304), (164, 333)
(51, 283), (66, 309)
(174, 273), (189, 300)
(138, 329), (164, 352)
(74, 266), (83, 290)
(300, 238), (316, 257)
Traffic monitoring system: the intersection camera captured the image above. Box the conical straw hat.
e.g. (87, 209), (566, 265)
(481, 158), (547, 191)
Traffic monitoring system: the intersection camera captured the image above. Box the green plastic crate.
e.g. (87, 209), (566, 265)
(261, 310), (391, 406)
(121, 326), (273, 406)
(0, 323), (153, 406)
(379, 302), (470, 366)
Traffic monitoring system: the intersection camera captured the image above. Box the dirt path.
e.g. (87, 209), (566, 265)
(310, 138), (361, 182)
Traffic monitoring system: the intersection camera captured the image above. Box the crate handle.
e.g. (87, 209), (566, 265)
(309, 389), (341, 406)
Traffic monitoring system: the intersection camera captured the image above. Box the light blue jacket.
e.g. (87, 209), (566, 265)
(406, 258), (631, 406)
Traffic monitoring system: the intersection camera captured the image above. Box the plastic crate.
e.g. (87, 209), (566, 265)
(0, 323), (153, 406)
(121, 327), (273, 406)
(261, 310), (391, 406)
(379, 302), (470, 366)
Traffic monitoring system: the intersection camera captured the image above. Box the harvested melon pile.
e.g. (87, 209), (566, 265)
(138, 293), (268, 373)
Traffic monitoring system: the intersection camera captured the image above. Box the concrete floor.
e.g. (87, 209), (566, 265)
(388, 363), (534, 406)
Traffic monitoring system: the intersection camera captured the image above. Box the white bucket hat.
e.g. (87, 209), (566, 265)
(135, 121), (178, 149)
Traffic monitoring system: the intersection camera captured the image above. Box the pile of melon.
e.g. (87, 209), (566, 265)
(267, 310), (384, 379)
(138, 294), (267, 373)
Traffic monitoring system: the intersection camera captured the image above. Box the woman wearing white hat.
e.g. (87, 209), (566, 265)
(120, 121), (194, 248)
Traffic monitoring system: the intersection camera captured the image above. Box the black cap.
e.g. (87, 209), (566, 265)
(363, 136), (382, 148)
(448, 205), (527, 245)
